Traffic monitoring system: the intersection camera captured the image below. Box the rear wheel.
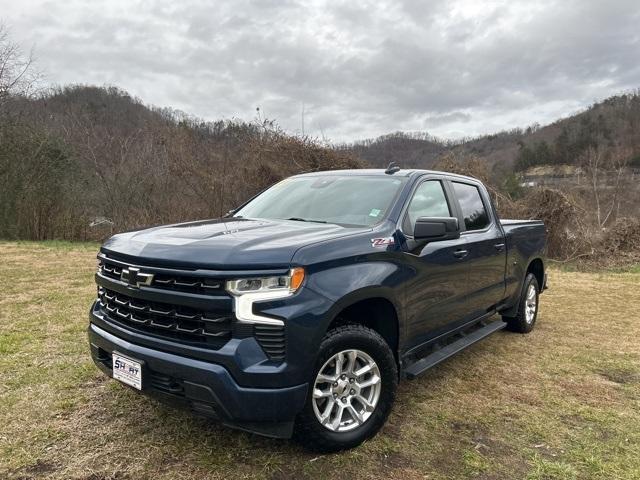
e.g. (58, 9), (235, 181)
(503, 273), (539, 333)
(295, 324), (397, 452)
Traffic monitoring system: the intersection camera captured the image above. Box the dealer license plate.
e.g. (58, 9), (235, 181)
(112, 352), (142, 390)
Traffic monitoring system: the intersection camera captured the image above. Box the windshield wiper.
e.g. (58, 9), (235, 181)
(286, 217), (328, 224)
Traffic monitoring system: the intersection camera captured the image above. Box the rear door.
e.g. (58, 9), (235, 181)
(400, 177), (472, 349)
(450, 180), (506, 319)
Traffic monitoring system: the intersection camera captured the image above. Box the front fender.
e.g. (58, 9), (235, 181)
(253, 260), (408, 383)
(306, 260), (407, 347)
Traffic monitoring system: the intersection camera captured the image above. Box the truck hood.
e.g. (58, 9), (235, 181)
(101, 218), (368, 270)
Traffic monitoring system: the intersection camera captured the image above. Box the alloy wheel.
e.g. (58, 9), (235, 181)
(312, 349), (382, 432)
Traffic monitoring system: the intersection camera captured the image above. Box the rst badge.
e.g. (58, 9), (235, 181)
(371, 237), (395, 248)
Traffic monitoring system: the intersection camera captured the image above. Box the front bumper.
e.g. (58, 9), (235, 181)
(88, 322), (308, 438)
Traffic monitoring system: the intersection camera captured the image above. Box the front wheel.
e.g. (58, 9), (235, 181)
(295, 324), (397, 452)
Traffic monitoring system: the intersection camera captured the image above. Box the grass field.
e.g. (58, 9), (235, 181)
(1, 241), (639, 480)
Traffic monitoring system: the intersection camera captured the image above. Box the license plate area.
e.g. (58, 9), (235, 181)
(112, 352), (143, 390)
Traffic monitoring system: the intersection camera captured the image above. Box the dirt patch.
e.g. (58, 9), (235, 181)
(450, 420), (475, 433)
(599, 369), (640, 385)
(78, 474), (130, 480)
(378, 416), (405, 441)
(470, 434), (509, 455)
(20, 460), (58, 476)
(378, 451), (413, 470)
(268, 464), (310, 480)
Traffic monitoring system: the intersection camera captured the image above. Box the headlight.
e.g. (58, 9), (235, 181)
(226, 268), (305, 326)
(226, 268), (305, 296)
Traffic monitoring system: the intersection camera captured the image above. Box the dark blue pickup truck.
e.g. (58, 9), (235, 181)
(88, 167), (546, 451)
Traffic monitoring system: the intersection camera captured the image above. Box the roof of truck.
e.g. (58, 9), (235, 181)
(293, 168), (478, 182)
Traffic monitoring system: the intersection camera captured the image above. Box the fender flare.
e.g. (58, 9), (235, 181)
(316, 284), (404, 353)
(501, 256), (545, 318)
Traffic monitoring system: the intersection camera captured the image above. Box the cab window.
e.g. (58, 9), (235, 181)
(452, 182), (490, 231)
(403, 181), (450, 235)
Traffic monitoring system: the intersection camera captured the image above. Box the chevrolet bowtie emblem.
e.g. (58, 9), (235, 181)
(121, 267), (154, 288)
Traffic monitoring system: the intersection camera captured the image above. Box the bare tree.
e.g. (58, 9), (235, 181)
(601, 146), (632, 226)
(0, 23), (40, 108)
(581, 145), (632, 228)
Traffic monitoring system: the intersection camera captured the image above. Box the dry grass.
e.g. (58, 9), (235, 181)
(1, 241), (639, 480)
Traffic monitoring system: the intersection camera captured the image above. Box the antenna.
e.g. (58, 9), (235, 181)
(385, 162), (400, 175)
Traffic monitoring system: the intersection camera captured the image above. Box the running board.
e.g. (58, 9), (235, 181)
(404, 320), (507, 380)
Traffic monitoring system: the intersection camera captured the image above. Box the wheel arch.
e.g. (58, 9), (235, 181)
(324, 289), (402, 361)
(501, 256), (545, 318)
(526, 257), (545, 290)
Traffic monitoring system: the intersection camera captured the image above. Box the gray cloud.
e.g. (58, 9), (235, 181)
(2, 0), (639, 142)
(425, 112), (472, 128)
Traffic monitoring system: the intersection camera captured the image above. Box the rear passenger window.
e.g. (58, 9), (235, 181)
(452, 182), (490, 231)
(404, 181), (450, 234)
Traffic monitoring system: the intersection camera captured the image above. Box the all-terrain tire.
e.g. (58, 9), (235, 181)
(503, 273), (540, 333)
(295, 324), (397, 452)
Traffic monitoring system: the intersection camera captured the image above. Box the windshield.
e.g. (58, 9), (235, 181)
(234, 175), (407, 227)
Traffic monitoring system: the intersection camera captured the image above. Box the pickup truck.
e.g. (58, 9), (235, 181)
(88, 167), (546, 451)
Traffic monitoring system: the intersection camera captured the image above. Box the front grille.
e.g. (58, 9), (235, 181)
(98, 255), (225, 296)
(98, 287), (232, 347)
(96, 253), (287, 361)
(254, 325), (286, 360)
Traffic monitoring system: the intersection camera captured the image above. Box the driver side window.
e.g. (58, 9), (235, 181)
(404, 180), (451, 235)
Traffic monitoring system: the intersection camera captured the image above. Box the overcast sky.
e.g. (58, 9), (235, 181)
(2, 0), (639, 142)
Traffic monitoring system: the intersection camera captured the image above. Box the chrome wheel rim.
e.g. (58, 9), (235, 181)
(312, 349), (382, 432)
(525, 284), (537, 324)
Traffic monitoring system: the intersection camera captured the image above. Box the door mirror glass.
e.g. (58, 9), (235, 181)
(413, 216), (460, 242)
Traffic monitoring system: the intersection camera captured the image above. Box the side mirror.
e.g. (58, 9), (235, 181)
(222, 209), (236, 218)
(413, 216), (460, 242)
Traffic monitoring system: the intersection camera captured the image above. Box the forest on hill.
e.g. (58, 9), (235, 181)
(0, 85), (360, 240)
(340, 91), (640, 176)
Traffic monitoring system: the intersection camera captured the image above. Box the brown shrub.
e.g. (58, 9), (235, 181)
(515, 188), (593, 261)
(597, 218), (640, 265)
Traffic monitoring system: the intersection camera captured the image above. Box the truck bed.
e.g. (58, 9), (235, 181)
(500, 219), (546, 297)
(500, 219), (544, 227)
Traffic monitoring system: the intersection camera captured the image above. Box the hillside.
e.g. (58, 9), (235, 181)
(0, 86), (360, 241)
(336, 132), (450, 169)
(343, 91), (640, 174)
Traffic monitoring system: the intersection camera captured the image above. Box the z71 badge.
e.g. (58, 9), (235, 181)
(371, 237), (395, 248)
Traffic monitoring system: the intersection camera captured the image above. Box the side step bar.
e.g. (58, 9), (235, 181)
(404, 320), (507, 380)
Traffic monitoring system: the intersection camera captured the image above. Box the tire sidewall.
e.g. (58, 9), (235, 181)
(297, 325), (397, 451)
(519, 274), (539, 332)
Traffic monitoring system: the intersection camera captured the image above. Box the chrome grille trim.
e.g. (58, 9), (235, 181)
(97, 254), (225, 295)
(98, 287), (232, 345)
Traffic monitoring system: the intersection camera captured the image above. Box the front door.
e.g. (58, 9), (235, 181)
(400, 178), (471, 351)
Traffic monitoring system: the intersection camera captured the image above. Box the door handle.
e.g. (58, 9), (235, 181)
(453, 249), (469, 259)
(494, 243), (505, 251)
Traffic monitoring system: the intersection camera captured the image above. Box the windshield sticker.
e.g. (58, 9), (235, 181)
(369, 208), (381, 217)
(371, 237), (395, 248)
